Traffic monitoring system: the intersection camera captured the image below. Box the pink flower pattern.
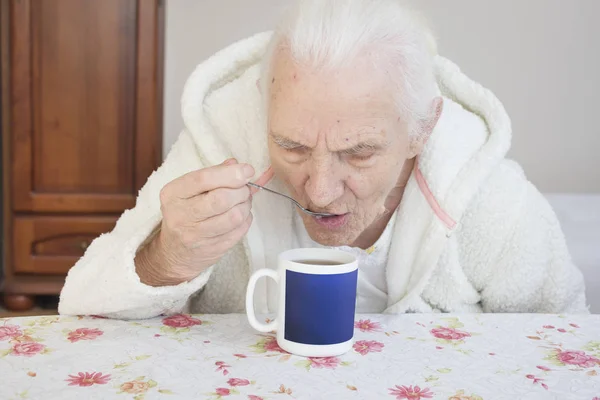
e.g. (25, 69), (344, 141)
(353, 340), (385, 355)
(2, 315), (598, 398)
(227, 378), (250, 387)
(65, 372), (111, 387)
(556, 350), (600, 368)
(0, 325), (23, 341)
(11, 342), (46, 357)
(215, 388), (230, 396)
(215, 361), (231, 376)
(308, 356), (340, 369)
(354, 319), (382, 333)
(263, 336), (287, 353)
(389, 385), (434, 400)
(67, 328), (103, 343)
(526, 374), (548, 390)
(430, 327), (471, 341)
(162, 314), (202, 328)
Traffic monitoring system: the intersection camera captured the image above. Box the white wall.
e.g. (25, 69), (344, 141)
(163, 0), (600, 193)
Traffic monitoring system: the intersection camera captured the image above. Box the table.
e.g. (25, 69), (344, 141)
(1, 313), (599, 399)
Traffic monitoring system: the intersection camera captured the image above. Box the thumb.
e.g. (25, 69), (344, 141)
(222, 158), (238, 166)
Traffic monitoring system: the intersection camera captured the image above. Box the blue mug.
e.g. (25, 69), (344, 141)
(245, 248), (358, 357)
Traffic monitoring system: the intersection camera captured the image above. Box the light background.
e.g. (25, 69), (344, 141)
(163, 0), (599, 193)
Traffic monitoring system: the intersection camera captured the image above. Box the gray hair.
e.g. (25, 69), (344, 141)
(261, 0), (439, 136)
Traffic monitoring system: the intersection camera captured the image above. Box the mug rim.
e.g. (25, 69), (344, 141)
(278, 248), (357, 275)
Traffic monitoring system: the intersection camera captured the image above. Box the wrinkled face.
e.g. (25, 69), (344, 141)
(267, 52), (414, 246)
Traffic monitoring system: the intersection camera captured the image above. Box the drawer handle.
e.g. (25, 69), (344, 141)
(80, 241), (90, 250)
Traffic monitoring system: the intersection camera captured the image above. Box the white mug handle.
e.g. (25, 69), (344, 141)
(245, 269), (279, 332)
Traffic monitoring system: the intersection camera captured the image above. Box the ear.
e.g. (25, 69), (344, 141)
(407, 97), (443, 158)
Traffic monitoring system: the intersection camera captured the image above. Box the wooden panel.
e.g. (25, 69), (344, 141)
(1, 0), (11, 290)
(135, 0), (164, 190)
(31, 0), (137, 194)
(12, 216), (118, 275)
(8, 0), (32, 211)
(8, 0), (163, 213)
(2, 275), (66, 296)
(23, 193), (135, 213)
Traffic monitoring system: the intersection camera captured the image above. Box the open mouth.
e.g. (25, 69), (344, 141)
(314, 214), (337, 219)
(312, 213), (349, 229)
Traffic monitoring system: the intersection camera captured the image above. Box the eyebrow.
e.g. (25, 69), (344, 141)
(339, 141), (383, 155)
(269, 133), (386, 154)
(270, 134), (306, 149)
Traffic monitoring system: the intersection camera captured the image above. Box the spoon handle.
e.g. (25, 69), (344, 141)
(246, 182), (335, 217)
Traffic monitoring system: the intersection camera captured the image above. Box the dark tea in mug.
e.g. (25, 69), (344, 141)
(292, 260), (344, 266)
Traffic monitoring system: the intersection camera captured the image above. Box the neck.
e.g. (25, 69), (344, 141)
(351, 158), (416, 249)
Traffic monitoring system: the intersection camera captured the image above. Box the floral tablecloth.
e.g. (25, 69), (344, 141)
(1, 313), (599, 400)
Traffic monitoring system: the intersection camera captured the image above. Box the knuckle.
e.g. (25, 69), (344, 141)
(159, 202), (168, 218)
(231, 218), (251, 243)
(229, 206), (245, 226)
(241, 216), (253, 234)
(161, 213), (179, 233)
(193, 168), (209, 185)
(222, 236), (239, 250)
(206, 191), (224, 215)
(190, 201), (206, 220)
(159, 185), (171, 205)
(245, 212), (254, 226)
(161, 218), (174, 234)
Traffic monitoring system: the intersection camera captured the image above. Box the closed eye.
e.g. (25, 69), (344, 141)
(348, 153), (375, 160)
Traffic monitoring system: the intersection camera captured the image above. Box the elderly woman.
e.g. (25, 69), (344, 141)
(59, 0), (587, 318)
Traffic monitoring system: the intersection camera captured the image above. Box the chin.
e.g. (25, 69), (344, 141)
(308, 230), (356, 247)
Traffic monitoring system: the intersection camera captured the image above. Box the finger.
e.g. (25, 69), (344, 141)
(196, 199), (252, 237)
(208, 211), (253, 250)
(229, 210), (254, 242)
(248, 166), (274, 195)
(190, 186), (251, 220)
(167, 161), (255, 200)
(249, 185), (260, 196)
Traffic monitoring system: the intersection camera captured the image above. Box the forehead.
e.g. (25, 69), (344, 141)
(268, 51), (397, 135)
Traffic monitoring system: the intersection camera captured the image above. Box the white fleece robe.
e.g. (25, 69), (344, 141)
(58, 32), (588, 319)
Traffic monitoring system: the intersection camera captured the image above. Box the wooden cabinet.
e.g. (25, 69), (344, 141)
(12, 216), (120, 275)
(1, 0), (164, 310)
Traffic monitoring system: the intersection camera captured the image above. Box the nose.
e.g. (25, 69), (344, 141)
(305, 157), (344, 209)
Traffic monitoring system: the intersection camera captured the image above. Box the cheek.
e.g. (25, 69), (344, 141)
(346, 158), (404, 201)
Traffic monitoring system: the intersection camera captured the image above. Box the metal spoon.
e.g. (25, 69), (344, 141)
(247, 182), (337, 218)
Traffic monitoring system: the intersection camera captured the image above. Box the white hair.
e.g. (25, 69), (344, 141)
(261, 0), (439, 136)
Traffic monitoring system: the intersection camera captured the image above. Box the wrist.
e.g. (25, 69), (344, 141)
(135, 231), (187, 287)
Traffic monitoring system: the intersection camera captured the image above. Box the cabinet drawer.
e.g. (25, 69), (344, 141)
(12, 216), (118, 275)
